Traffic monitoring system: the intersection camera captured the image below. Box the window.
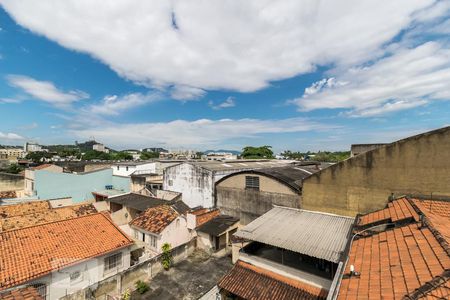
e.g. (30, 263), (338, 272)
(70, 270), (82, 284)
(133, 229), (139, 239)
(126, 166), (129, 171)
(245, 176), (260, 190)
(176, 219), (180, 228)
(104, 252), (122, 272)
(149, 235), (157, 248)
(117, 166), (119, 170)
(168, 179), (173, 186)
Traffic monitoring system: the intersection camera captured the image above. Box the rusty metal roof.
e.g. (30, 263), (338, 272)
(235, 206), (355, 263)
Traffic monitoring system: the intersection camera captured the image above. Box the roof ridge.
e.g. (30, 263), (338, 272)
(404, 269), (450, 299)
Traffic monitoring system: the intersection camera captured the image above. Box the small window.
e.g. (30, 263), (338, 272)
(176, 219), (180, 228)
(245, 176), (260, 190)
(104, 252), (122, 272)
(117, 166), (119, 170)
(149, 235), (157, 248)
(168, 179), (173, 186)
(126, 166), (129, 171)
(133, 230), (139, 239)
(70, 271), (82, 284)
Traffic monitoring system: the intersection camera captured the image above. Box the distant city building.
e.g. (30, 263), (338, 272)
(24, 142), (43, 153)
(123, 149), (140, 160)
(203, 152), (237, 161)
(93, 143), (109, 153)
(0, 148), (26, 160)
(142, 147), (168, 153)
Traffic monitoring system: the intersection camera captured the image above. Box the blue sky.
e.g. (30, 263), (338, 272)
(0, 1), (449, 152)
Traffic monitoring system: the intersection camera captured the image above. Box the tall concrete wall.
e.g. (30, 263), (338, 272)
(302, 127), (450, 216)
(216, 174), (300, 225)
(0, 172), (24, 191)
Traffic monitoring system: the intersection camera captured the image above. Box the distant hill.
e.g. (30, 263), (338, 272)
(204, 149), (241, 155)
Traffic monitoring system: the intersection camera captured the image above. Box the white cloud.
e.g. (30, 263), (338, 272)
(293, 42), (450, 117)
(88, 92), (161, 115)
(0, 132), (25, 140)
(170, 85), (205, 101)
(69, 117), (333, 148)
(208, 96), (236, 110)
(0, 0), (434, 93)
(6, 75), (89, 108)
(0, 98), (21, 104)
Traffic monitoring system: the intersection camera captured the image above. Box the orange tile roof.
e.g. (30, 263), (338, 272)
(338, 223), (450, 300)
(412, 199), (450, 244)
(0, 202), (97, 232)
(218, 261), (328, 300)
(195, 209), (220, 227)
(0, 213), (133, 290)
(0, 191), (17, 199)
(357, 197), (419, 226)
(129, 205), (179, 234)
(0, 286), (43, 300)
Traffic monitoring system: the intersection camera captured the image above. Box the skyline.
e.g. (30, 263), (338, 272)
(0, 1), (449, 152)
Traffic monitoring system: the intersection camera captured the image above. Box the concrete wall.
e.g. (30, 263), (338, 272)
(163, 163), (214, 208)
(34, 169), (130, 203)
(302, 127), (450, 216)
(0, 172), (24, 192)
(216, 174), (300, 225)
(112, 163), (156, 177)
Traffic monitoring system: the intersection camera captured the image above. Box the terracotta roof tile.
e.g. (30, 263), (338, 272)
(0, 202), (97, 232)
(338, 223), (450, 300)
(412, 199), (450, 245)
(129, 205), (178, 234)
(0, 286), (43, 300)
(0, 191), (17, 199)
(358, 197), (419, 227)
(195, 209), (220, 227)
(218, 261), (328, 300)
(0, 213), (133, 290)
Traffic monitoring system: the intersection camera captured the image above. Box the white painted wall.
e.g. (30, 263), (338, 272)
(28, 247), (131, 300)
(132, 215), (192, 255)
(112, 162), (156, 177)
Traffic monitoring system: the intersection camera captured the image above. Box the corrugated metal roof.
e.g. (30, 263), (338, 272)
(235, 206), (355, 263)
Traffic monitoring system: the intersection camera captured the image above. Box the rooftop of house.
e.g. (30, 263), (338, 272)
(338, 196), (450, 299)
(184, 160), (293, 172)
(0, 201), (97, 232)
(191, 208), (221, 227)
(0, 213), (133, 290)
(129, 205), (179, 234)
(92, 189), (127, 198)
(30, 163), (57, 170)
(108, 193), (170, 212)
(197, 215), (239, 236)
(217, 165), (323, 192)
(218, 260), (328, 300)
(0, 286), (43, 300)
(235, 206), (355, 263)
(112, 161), (153, 166)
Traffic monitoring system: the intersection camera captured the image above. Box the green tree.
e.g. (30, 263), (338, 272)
(4, 163), (24, 174)
(82, 150), (111, 160)
(25, 151), (52, 163)
(140, 151), (160, 160)
(112, 151), (133, 160)
(161, 243), (173, 270)
(241, 146), (274, 159)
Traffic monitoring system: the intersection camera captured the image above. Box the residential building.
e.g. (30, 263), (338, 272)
(142, 147), (168, 153)
(24, 142), (43, 153)
(24, 167), (130, 203)
(0, 213), (134, 300)
(129, 204), (193, 258)
(24, 164), (64, 196)
(219, 206), (354, 299)
(0, 287), (43, 300)
(0, 148), (26, 160)
(111, 161), (156, 177)
(215, 163), (324, 225)
(0, 172), (24, 194)
(163, 160), (292, 208)
(336, 196), (450, 299)
(196, 214), (239, 254)
(302, 126), (450, 216)
(92, 142), (109, 153)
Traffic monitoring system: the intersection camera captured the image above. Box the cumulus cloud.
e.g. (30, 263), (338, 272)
(293, 42), (450, 117)
(170, 85), (205, 101)
(0, 0), (434, 93)
(88, 92), (162, 115)
(0, 132), (25, 140)
(208, 97), (236, 110)
(69, 117), (333, 148)
(6, 75), (89, 108)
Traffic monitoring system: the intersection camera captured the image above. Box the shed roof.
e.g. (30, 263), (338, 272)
(218, 261), (328, 300)
(0, 213), (133, 290)
(197, 215), (239, 236)
(108, 193), (169, 211)
(129, 205), (179, 234)
(0, 286), (43, 300)
(235, 207), (354, 263)
(186, 160), (292, 172)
